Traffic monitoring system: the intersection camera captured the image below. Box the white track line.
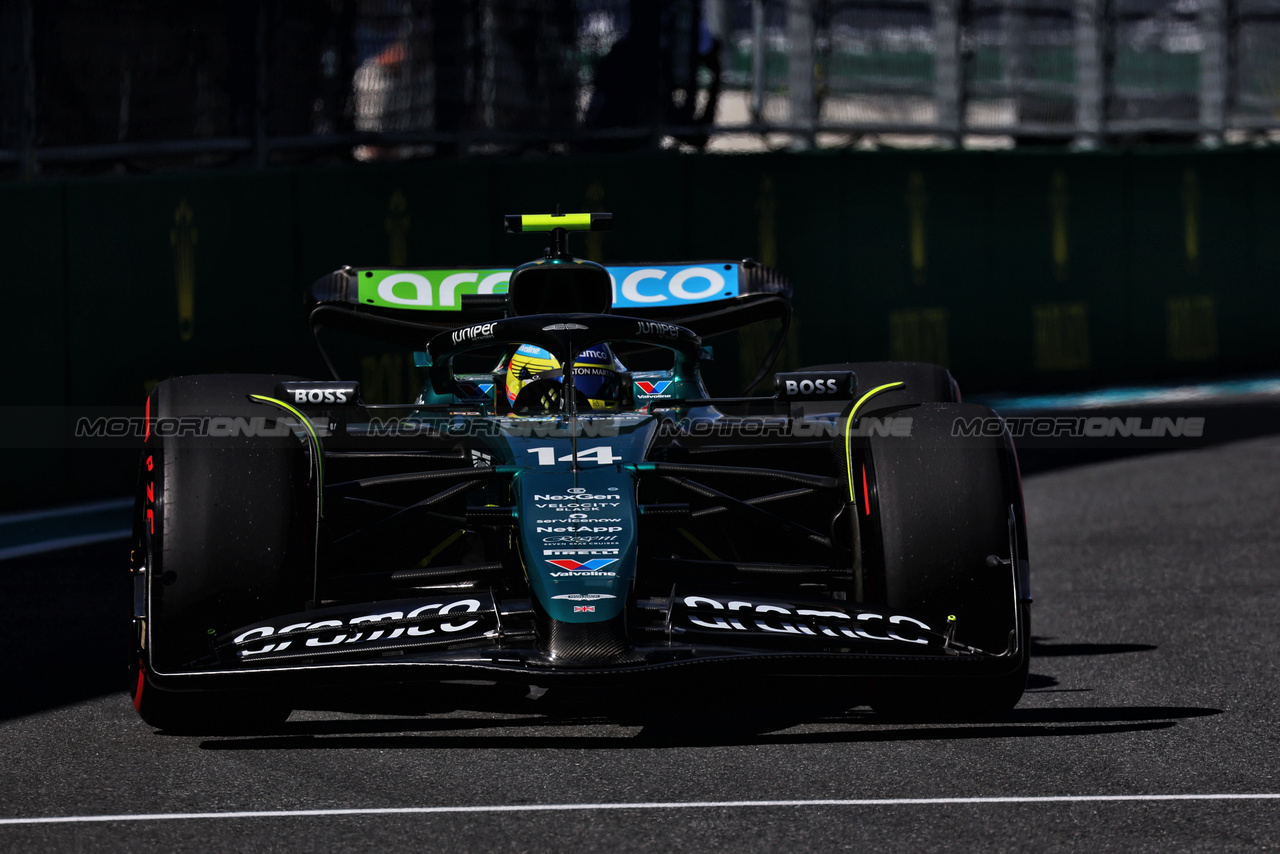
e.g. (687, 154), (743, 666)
(3, 795), (1279, 826)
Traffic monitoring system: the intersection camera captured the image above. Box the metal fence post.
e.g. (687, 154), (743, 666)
(787, 0), (816, 148)
(751, 0), (765, 125)
(1, 0), (37, 177)
(253, 0), (269, 168)
(1074, 0), (1105, 148)
(933, 0), (964, 145)
(1199, 0), (1228, 145)
(1004, 0), (1030, 126)
(705, 0), (728, 58)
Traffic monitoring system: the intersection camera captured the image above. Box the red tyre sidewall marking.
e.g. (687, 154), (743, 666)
(132, 660), (146, 711)
(861, 462), (870, 516)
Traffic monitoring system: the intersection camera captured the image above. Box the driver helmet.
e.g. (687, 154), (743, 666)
(505, 343), (625, 410)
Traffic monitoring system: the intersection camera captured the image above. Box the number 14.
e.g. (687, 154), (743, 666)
(526, 446), (621, 466)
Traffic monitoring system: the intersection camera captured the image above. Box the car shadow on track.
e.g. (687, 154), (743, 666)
(1022, 636), (1157, 693)
(179, 638), (1193, 749)
(1030, 636), (1158, 657)
(191, 704), (1220, 751)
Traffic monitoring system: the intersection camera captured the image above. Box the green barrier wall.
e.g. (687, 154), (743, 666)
(3, 147), (1279, 508)
(0, 183), (70, 502)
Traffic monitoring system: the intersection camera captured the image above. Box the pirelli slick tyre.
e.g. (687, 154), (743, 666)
(861, 402), (1029, 720)
(133, 374), (312, 731)
(798, 361), (960, 409)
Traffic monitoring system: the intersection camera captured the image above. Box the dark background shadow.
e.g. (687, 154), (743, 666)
(999, 399), (1280, 474)
(0, 541), (131, 721)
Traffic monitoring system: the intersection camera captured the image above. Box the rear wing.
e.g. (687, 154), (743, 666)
(309, 260), (792, 350)
(313, 258), (787, 318)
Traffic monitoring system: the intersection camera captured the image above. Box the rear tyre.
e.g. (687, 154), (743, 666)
(134, 374), (313, 731)
(862, 402), (1029, 720)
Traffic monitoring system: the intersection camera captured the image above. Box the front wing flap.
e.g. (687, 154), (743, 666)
(145, 586), (1026, 691)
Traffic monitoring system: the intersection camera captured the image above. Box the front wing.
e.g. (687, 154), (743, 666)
(142, 581), (1028, 692)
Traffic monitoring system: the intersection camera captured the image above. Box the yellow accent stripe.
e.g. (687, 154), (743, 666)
(249, 395), (325, 515)
(416, 529), (466, 568)
(843, 381), (906, 502)
(521, 213), (592, 231)
(677, 527), (720, 561)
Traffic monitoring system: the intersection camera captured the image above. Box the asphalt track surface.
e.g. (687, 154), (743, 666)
(3, 431), (1280, 851)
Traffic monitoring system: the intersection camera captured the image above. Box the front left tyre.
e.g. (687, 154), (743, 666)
(853, 402), (1030, 720)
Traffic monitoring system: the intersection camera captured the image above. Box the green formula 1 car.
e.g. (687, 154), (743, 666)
(130, 212), (1030, 732)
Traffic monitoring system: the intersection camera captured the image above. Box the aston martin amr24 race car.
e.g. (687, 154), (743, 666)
(130, 212), (1031, 731)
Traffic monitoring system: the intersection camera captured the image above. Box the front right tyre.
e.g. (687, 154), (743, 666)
(132, 374), (314, 732)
